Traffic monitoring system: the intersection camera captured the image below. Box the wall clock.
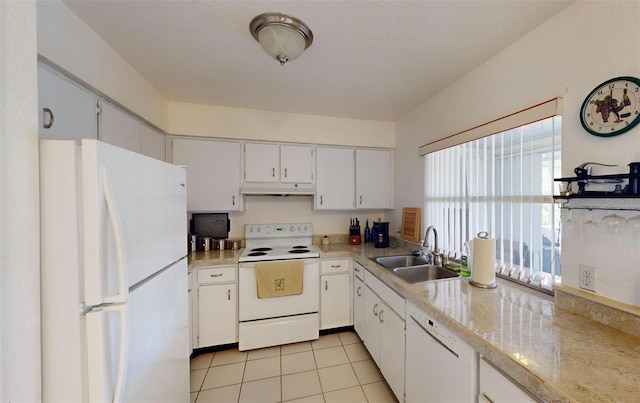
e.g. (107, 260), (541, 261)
(580, 76), (640, 137)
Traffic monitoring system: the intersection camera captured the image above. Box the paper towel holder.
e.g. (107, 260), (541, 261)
(469, 231), (498, 289)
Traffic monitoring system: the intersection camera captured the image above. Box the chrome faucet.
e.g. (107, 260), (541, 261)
(423, 226), (444, 267)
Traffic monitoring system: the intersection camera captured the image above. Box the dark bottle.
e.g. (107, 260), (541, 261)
(364, 220), (371, 242)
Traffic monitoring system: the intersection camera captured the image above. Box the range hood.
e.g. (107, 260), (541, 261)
(241, 183), (315, 196)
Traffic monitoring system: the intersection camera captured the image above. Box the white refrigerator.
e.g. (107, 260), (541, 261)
(40, 139), (189, 402)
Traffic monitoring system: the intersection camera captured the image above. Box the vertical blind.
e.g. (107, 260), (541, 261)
(423, 103), (562, 291)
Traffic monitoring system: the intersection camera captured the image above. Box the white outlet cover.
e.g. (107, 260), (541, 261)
(579, 264), (596, 292)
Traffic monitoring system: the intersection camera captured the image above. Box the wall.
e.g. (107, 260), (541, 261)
(36, 0), (169, 131)
(394, 0), (640, 307)
(170, 102), (395, 148)
(0, 1), (41, 401)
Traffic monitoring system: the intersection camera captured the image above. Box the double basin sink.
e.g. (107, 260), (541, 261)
(370, 255), (460, 284)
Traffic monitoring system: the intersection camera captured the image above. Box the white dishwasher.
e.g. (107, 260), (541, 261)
(406, 301), (477, 402)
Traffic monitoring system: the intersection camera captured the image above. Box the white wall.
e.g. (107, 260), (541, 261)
(36, 0), (169, 131)
(0, 2), (41, 401)
(169, 102), (395, 148)
(394, 0), (640, 307)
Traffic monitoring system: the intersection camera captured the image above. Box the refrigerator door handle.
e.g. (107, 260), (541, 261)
(102, 167), (128, 305)
(86, 303), (129, 403)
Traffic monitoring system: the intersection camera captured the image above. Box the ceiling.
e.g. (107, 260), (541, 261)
(62, 1), (573, 122)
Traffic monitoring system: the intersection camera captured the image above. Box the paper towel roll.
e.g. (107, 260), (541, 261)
(471, 234), (496, 287)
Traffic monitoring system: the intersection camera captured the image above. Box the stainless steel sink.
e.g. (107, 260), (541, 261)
(392, 265), (460, 283)
(371, 255), (429, 269)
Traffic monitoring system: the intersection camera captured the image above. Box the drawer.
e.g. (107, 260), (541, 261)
(321, 259), (351, 274)
(198, 266), (236, 285)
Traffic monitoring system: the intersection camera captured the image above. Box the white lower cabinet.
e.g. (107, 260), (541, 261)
(197, 266), (237, 348)
(320, 259), (352, 330)
(357, 268), (405, 402)
(352, 268), (365, 336)
(479, 358), (538, 402)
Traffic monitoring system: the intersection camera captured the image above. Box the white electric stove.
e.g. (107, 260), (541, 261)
(238, 223), (321, 350)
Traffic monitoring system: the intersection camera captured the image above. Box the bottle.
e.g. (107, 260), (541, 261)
(460, 242), (471, 277)
(364, 220), (371, 242)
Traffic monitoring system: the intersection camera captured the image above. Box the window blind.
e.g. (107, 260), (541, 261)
(424, 113), (562, 291)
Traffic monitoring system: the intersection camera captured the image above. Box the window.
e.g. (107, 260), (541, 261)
(424, 116), (561, 292)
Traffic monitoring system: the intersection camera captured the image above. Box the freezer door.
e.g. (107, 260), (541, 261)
(81, 140), (187, 305)
(85, 259), (189, 402)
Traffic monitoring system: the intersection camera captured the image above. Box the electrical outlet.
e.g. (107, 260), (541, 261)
(579, 264), (596, 292)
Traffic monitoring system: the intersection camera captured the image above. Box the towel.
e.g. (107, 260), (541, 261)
(254, 260), (304, 298)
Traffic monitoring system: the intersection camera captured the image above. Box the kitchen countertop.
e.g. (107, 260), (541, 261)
(189, 243), (640, 402)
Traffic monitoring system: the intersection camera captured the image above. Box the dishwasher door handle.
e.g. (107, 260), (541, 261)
(410, 315), (459, 358)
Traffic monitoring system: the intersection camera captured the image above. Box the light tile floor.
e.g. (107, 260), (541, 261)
(190, 331), (398, 403)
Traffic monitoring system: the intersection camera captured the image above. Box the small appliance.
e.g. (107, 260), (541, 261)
(374, 221), (390, 248)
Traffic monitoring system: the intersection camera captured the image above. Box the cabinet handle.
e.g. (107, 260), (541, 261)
(331, 264), (341, 268)
(359, 195), (362, 205)
(272, 168), (275, 177)
(325, 280), (328, 291)
(210, 273), (223, 278)
(373, 303), (378, 316)
(320, 195), (323, 205)
(379, 308), (384, 323)
(232, 195), (235, 206)
(354, 267), (361, 272)
(284, 168), (288, 178)
(43, 108), (54, 129)
(356, 286), (362, 297)
(227, 289), (231, 300)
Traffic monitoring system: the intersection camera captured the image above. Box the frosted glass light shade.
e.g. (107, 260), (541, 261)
(250, 13), (313, 66)
(257, 24), (306, 65)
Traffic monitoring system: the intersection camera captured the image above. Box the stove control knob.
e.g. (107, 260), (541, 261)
(289, 226), (295, 233)
(257, 227), (262, 233)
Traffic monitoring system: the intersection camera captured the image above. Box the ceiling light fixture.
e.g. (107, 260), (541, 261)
(250, 12), (313, 66)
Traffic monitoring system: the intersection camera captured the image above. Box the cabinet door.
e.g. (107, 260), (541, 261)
(198, 284), (237, 347)
(173, 138), (242, 211)
(362, 286), (381, 366)
(316, 147), (355, 210)
(38, 64), (98, 140)
(355, 149), (392, 209)
(140, 124), (165, 161)
(320, 273), (351, 330)
(98, 101), (141, 153)
(353, 275), (364, 336)
(380, 302), (405, 402)
(480, 359), (537, 402)
(244, 143), (279, 183)
(281, 145), (313, 183)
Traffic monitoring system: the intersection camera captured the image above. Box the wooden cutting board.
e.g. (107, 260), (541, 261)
(401, 207), (421, 243)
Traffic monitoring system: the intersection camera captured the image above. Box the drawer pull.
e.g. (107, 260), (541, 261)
(210, 273), (223, 278)
(331, 264), (341, 268)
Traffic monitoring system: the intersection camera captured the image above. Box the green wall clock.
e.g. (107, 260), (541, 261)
(580, 76), (640, 137)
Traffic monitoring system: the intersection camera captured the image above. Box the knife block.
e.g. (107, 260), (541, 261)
(349, 235), (361, 245)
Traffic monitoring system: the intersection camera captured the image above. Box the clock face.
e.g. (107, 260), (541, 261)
(580, 76), (640, 137)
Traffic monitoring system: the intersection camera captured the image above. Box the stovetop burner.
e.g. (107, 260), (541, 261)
(291, 245), (308, 249)
(250, 247), (272, 252)
(289, 249), (310, 254)
(248, 251), (268, 257)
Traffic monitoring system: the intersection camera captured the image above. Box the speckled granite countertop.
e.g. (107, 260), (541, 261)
(189, 243), (640, 402)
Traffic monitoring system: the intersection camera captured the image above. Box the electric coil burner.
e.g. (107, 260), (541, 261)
(238, 223), (320, 351)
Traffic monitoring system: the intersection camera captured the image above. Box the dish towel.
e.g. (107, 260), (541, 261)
(254, 260), (304, 298)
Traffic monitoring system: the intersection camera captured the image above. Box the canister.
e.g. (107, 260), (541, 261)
(215, 239), (226, 250)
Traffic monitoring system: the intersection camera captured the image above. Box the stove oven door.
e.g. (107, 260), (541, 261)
(238, 258), (319, 321)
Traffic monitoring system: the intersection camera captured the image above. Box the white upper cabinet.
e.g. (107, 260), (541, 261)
(315, 147), (355, 210)
(173, 138), (242, 212)
(355, 149), (393, 209)
(244, 143), (280, 183)
(280, 144), (314, 183)
(38, 63), (99, 141)
(244, 143), (314, 184)
(140, 124), (166, 161)
(98, 100), (141, 153)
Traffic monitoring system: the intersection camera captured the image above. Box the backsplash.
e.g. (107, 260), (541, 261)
(558, 198), (640, 309)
